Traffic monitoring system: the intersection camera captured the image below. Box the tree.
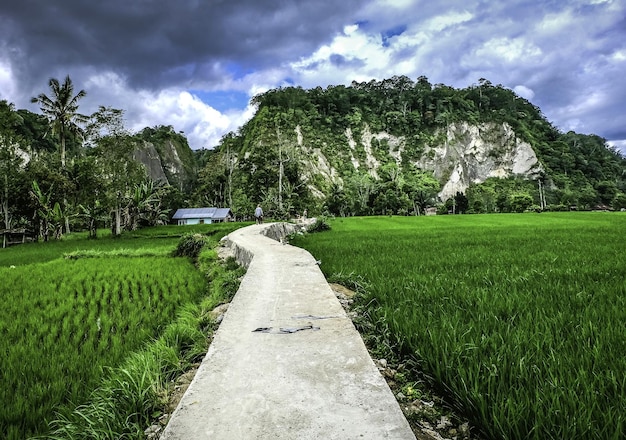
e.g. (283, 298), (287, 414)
(84, 106), (126, 147)
(30, 180), (58, 241)
(345, 172), (375, 216)
(31, 75), (88, 169)
(454, 191), (469, 214)
(125, 179), (170, 230)
(466, 183), (497, 213)
(194, 147), (228, 207)
(32, 76), (88, 235)
(0, 148), (23, 230)
(508, 192), (533, 213)
(93, 134), (146, 236)
(325, 182), (348, 216)
(403, 170), (440, 215)
(220, 133), (240, 208)
(612, 193), (626, 210)
(595, 180), (618, 206)
(78, 200), (106, 239)
(0, 101), (27, 229)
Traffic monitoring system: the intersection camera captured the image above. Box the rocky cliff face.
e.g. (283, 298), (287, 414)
(132, 142), (168, 182)
(132, 139), (196, 191)
(296, 121), (542, 201)
(416, 122), (542, 200)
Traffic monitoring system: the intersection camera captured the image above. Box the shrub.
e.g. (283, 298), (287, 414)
(173, 233), (208, 259)
(306, 217), (331, 233)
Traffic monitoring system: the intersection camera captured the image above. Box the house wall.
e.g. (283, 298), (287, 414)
(178, 218), (213, 225)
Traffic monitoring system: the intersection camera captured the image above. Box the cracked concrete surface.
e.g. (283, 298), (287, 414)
(160, 223), (416, 440)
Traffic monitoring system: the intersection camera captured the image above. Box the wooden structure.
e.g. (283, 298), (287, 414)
(1, 229), (35, 248)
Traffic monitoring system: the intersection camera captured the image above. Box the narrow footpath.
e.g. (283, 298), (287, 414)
(161, 223), (416, 440)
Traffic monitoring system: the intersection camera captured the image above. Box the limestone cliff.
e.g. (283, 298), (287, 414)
(132, 138), (196, 191)
(132, 142), (168, 183)
(294, 121), (542, 201)
(416, 122), (542, 200)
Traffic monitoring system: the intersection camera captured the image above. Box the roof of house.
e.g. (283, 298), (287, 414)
(172, 207), (232, 220)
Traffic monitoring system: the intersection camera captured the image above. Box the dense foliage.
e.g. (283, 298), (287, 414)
(194, 76), (626, 218)
(293, 214), (626, 440)
(1, 94), (195, 239)
(3, 75), (625, 231)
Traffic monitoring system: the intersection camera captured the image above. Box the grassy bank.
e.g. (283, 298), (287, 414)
(292, 212), (626, 439)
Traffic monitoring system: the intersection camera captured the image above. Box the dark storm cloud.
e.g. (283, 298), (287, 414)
(329, 53), (366, 68)
(2, 0), (625, 151)
(0, 0), (362, 91)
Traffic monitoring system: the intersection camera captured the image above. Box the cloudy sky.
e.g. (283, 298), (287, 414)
(1, 0), (625, 153)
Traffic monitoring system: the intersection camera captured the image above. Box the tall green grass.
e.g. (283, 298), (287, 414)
(293, 212), (626, 440)
(0, 223), (245, 439)
(45, 248), (246, 440)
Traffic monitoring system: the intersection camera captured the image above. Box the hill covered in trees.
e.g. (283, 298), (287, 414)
(194, 76), (626, 218)
(2, 75), (625, 240)
(1, 89), (197, 239)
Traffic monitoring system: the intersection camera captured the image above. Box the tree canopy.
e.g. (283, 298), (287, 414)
(198, 76), (626, 217)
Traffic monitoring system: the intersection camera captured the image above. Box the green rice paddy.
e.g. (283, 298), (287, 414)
(293, 212), (626, 440)
(0, 224), (244, 439)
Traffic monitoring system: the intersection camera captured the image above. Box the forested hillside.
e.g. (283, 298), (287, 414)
(1, 85), (196, 239)
(194, 76), (626, 218)
(2, 75), (625, 240)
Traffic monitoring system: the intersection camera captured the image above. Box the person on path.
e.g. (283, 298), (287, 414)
(255, 205), (263, 224)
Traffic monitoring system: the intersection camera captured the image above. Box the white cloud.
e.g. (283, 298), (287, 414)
(219, 67), (289, 97)
(607, 139), (626, 156)
(564, 91), (607, 115)
(131, 89), (233, 149)
(422, 10), (473, 33)
(0, 59), (17, 103)
(549, 90), (610, 134)
(514, 85), (535, 100)
(469, 37), (542, 65)
(379, 0), (415, 8)
(536, 9), (577, 35)
(79, 68), (279, 150)
(3, 0), (626, 153)
(289, 11), (474, 89)
(290, 24), (391, 86)
(80, 71), (243, 149)
(611, 49), (626, 62)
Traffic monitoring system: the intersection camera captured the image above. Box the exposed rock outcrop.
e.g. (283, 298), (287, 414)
(294, 121), (542, 201)
(416, 122), (543, 200)
(132, 139), (196, 191)
(132, 142), (169, 183)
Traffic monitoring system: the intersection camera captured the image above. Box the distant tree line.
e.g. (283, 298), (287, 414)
(0, 76), (190, 240)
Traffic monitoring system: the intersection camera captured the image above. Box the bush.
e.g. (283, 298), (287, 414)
(306, 217), (331, 233)
(173, 233), (208, 259)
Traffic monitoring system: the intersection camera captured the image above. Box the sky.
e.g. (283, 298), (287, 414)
(1, 0), (625, 154)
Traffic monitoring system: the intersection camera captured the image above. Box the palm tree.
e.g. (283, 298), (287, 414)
(31, 75), (88, 168)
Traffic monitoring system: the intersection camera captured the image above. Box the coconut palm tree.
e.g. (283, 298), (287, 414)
(31, 75), (88, 169)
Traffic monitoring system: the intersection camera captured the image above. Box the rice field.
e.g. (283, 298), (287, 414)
(292, 212), (626, 440)
(0, 224), (243, 440)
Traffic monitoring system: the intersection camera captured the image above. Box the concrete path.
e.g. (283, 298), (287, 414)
(161, 223), (416, 440)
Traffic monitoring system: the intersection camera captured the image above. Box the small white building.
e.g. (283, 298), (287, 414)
(172, 208), (233, 225)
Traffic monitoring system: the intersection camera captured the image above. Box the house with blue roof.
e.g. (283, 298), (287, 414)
(172, 207), (233, 225)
